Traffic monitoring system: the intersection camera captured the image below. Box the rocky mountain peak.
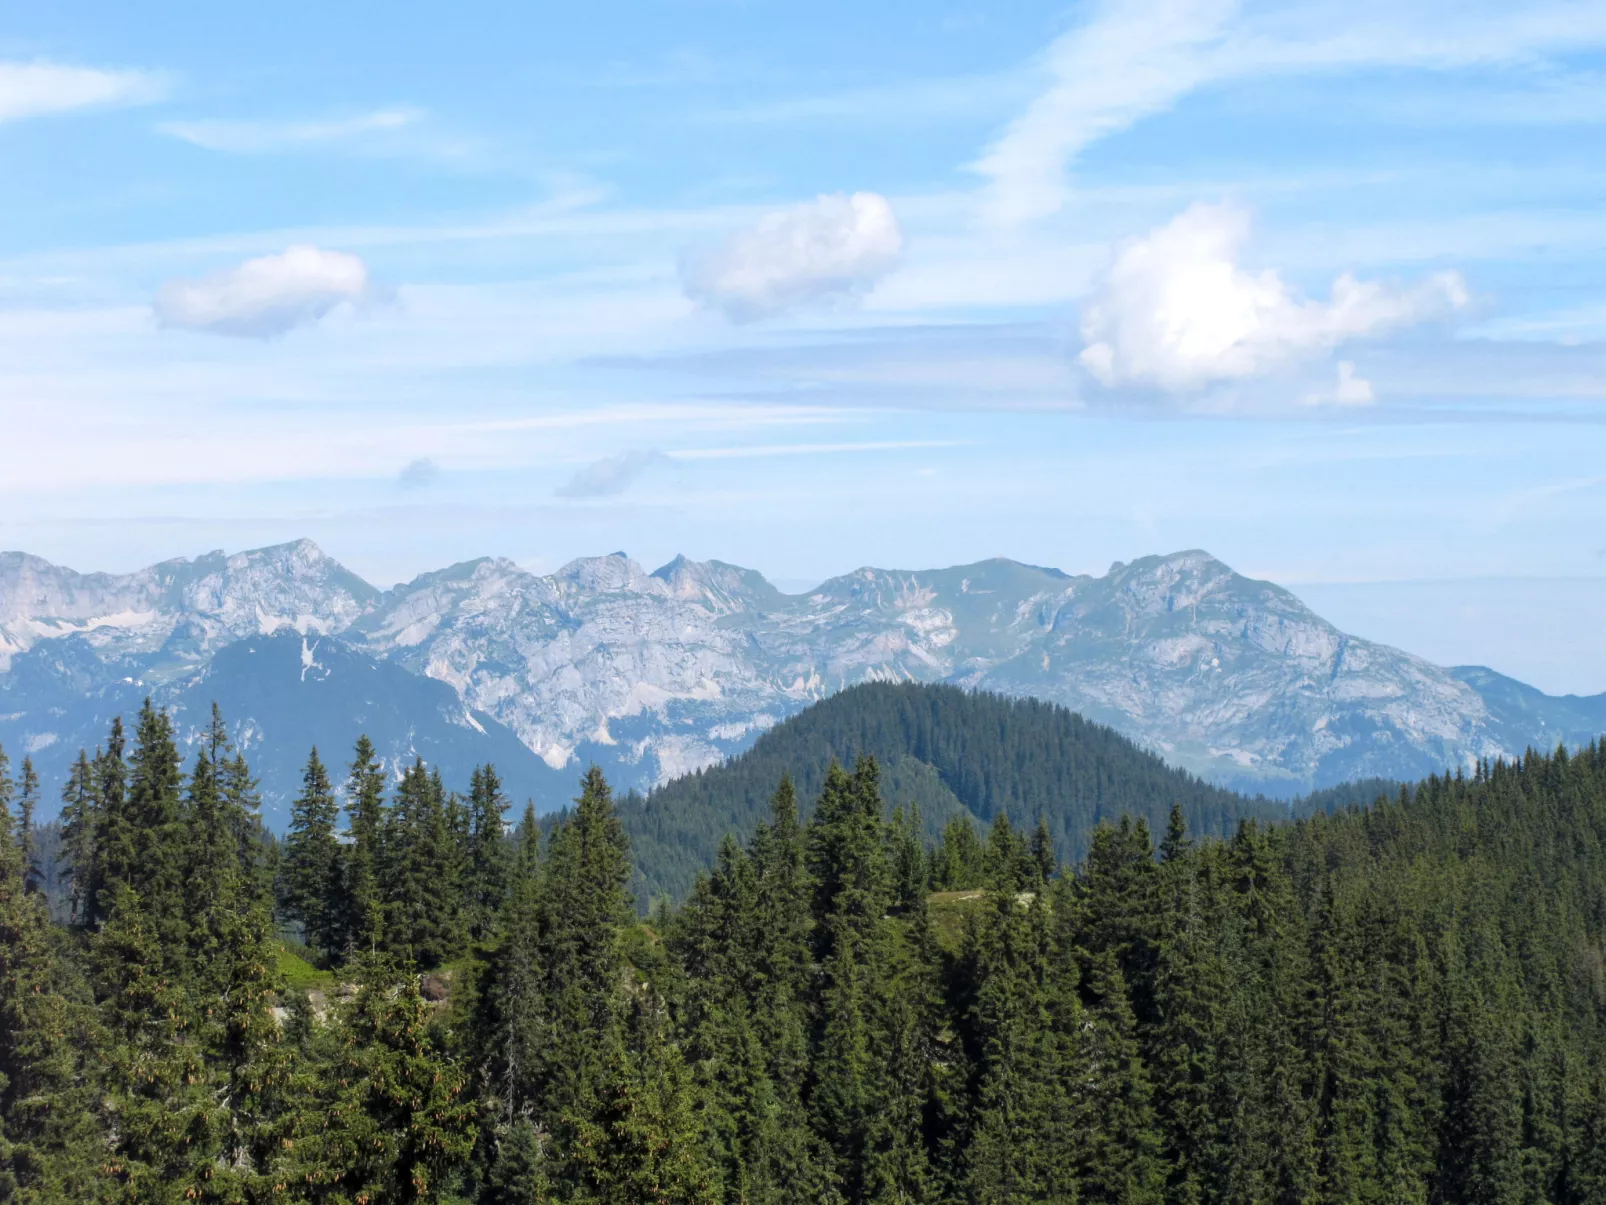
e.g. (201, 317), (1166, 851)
(3, 540), (1599, 804)
(554, 552), (662, 596)
(651, 556), (782, 614)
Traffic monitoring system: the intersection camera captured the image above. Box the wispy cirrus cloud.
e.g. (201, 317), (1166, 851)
(156, 106), (482, 163)
(974, 0), (1239, 224)
(556, 449), (669, 498)
(0, 60), (164, 123)
(976, 0), (1606, 223)
(159, 107), (424, 152)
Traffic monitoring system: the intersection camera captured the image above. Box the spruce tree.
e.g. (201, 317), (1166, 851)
(571, 988), (717, 1205)
(538, 767), (635, 1136)
(382, 758), (465, 967)
(281, 746), (343, 958)
(749, 775), (840, 1204)
(1073, 950), (1165, 1203)
(93, 882), (225, 1200)
(0, 774), (102, 1202)
(465, 765), (512, 942)
(476, 804), (550, 1200)
(15, 757), (39, 896)
(103, 700), (188, 962)
(282, 953), (475, 1201)
(58, 748), (104, 928)
(340, 734), (388, 955)
(807, 758), (893, 1198)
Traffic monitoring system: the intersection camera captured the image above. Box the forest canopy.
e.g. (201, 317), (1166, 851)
(0, 697), (1603, 1203)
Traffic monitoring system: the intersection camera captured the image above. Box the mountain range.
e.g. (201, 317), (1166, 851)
(2, 539), (1602, 826)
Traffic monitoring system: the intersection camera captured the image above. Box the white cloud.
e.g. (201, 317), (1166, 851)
(1303, 361), (1376, 407)
(1078, 203), (1469, 391)
(974, 0), (1238, 224)
(556, 449), (669, 498)
(153, 246), (375, 338)
(682, 192), (902, 321)
(0, 61), (163, 123)
(158, 108), (423, 153)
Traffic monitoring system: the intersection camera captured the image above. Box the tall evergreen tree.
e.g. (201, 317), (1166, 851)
(102, 700), (189, 962)
(0, 770), (101, 1202)
(58, 747), (103, 929)
(465, 765), (512, 941)
(14, 757), (39, 896)
(340, 734), (388, 955)
(280, 746), (343, 957)
(382, 757), (465, 967)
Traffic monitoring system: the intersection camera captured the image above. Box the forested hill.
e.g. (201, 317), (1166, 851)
(618, 681), (1290, 904)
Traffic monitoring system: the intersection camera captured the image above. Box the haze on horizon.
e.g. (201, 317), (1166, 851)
(2, 0), (1604, 692)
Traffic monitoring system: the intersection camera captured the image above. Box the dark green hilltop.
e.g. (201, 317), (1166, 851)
(616, 681), (1392, 905)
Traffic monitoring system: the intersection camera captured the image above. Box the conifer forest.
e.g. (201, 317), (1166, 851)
(5, 693), (1606, 1204)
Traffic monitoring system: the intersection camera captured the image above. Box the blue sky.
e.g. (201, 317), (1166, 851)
(2, 0), (1606, 691)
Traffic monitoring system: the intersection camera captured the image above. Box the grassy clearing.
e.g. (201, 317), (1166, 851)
(926, 889), (989, 952)
(275, 943), (335, 993)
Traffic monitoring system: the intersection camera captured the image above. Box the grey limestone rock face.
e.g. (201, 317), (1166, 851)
(0, 540), (376, 680)
(0, 539), (1598, 811)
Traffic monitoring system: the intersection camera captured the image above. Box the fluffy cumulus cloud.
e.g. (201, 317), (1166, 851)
(0, 61), (163, 123)
(556, 449), (669, 498)
(1078, 204), (1469, 392)
(682, 192), (903, 321)
(154, 246), (375, 338)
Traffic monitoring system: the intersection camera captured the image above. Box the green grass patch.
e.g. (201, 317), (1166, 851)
(276, 943), (335, 993)
(927, 889), (989, 953)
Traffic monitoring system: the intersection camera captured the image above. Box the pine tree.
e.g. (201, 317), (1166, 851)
(282, 953), (475, 1201)
(930, 815), (987, 891)
(280, 746), (343, 957)
(0, 769), (102, 1202)
(340, 734), (388, 955)
(93, 882), (225, 1200)
(1160, 802), (1191, 864)
(538, 767), (635, 1143)
(862, 893), (942, 1205)
(477, 766), (637, 1197)
(15, 757), (39, 896)
(808, 758), (893, 1198)
(1029, 816), (1057, 885)
(1074, 950), (1166, 1204)
(86, 721), (132, 933)
(961, 889), (1076, 1204)
(465, 765), (512, 942)
(102, 700), (189, 963)
(571, 989), (718, 1204)
(983, 812), (1032, 892)
(58, 748), (104, 928)
(476, 804), (551, 1200)
(890, 804), (928, 914)
(749, 775), (841, 1205)
(382, 758), (465, 967)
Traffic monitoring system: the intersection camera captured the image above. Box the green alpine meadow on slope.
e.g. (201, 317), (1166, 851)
(2, 688), (1605, 1202)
